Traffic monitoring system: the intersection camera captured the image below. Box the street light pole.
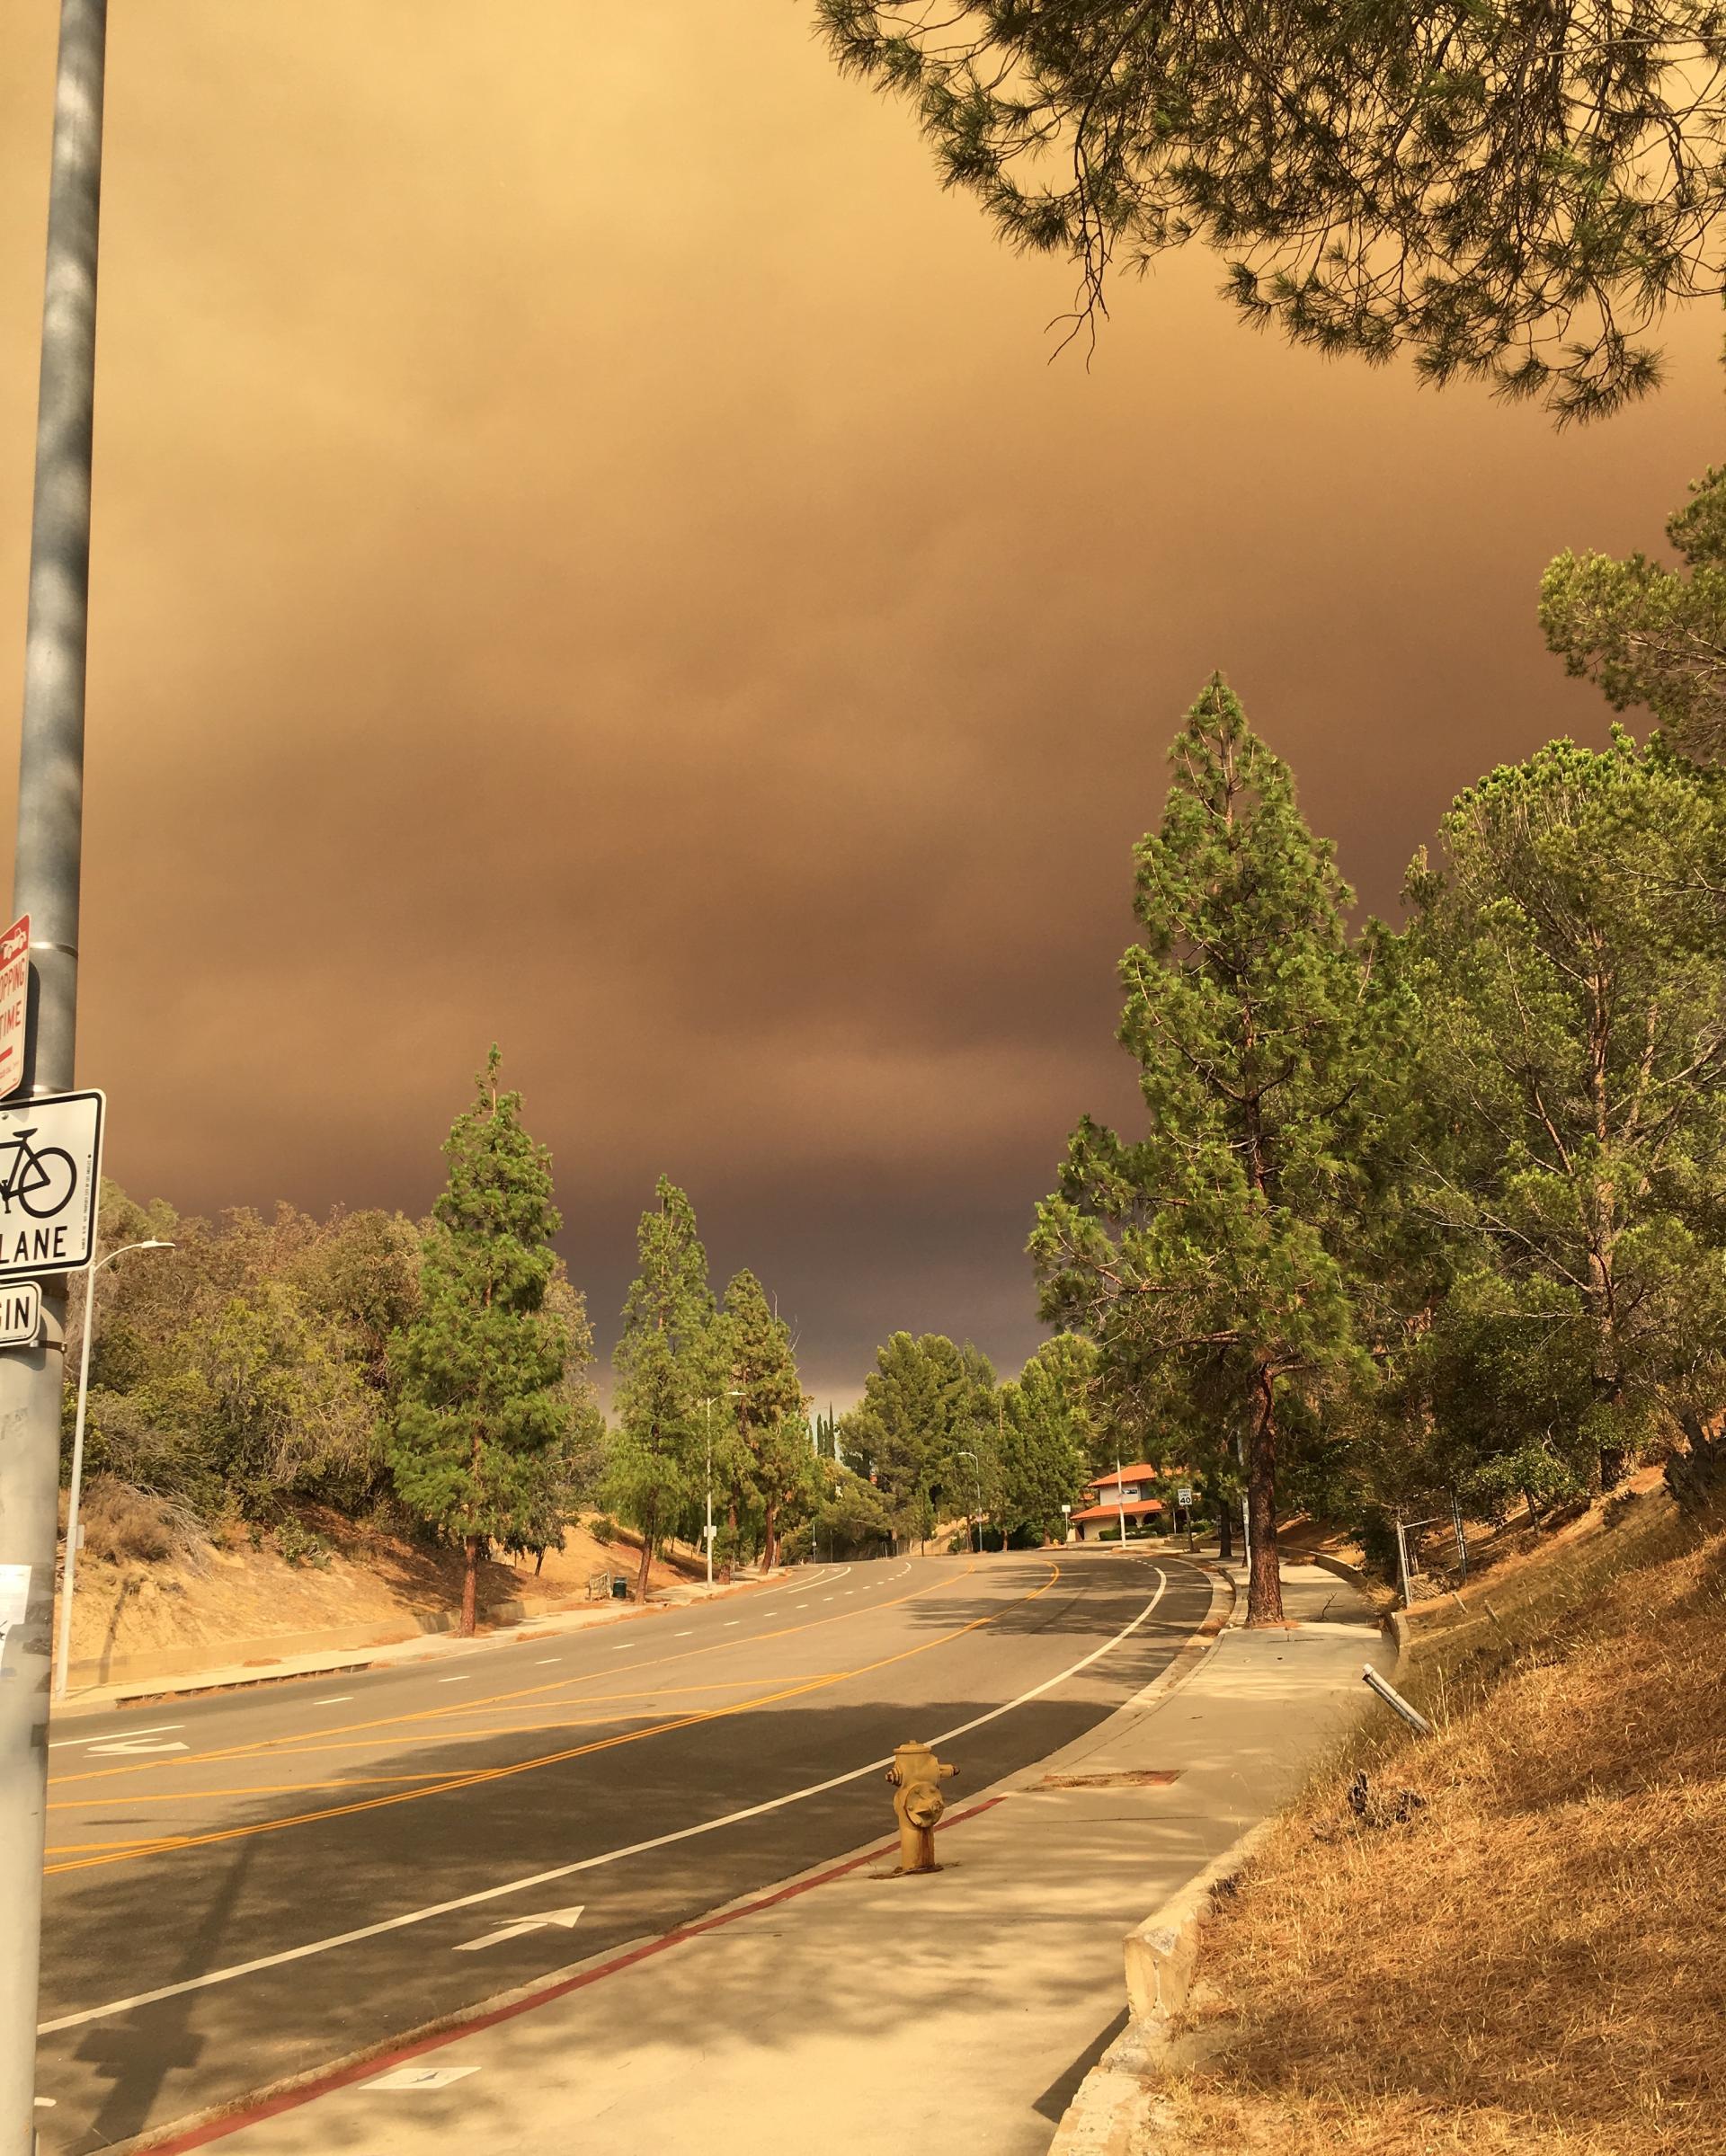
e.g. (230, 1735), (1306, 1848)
(54, 1237), (173, 1699)
(701, 1389), (743, 1588)
(957, 1449), (983, 1554)
(0, 8), (107, 2152)
(703, 1397), (714, 1591)
(1115, 1456), (1129, 1549)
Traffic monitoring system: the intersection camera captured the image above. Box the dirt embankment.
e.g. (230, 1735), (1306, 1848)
(1151, 1481), (1725, 2156)
(58, 1504), (703, 1674)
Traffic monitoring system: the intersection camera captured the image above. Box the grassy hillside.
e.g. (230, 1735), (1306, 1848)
(1157, 1489), (1726, 2154)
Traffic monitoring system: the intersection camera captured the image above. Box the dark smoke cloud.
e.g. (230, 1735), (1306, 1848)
(0, 2), (1718, 1401)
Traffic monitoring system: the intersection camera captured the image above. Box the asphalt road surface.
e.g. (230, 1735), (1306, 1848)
(37, 1546), (1212, 2152)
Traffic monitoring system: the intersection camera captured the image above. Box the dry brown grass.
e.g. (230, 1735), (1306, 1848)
(1159, 1493), (1726, 2156)
(58, 1502), (705, 1668)
(74, 1477), (209, 1570)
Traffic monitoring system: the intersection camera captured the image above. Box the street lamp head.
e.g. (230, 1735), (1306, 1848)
(95, 1236), (176, 1274)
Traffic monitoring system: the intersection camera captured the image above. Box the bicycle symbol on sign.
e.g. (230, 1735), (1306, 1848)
(0, 1126), (77, 1219)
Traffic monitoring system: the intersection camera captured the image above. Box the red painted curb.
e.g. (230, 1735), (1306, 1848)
(136, 1795), (1007, 2152)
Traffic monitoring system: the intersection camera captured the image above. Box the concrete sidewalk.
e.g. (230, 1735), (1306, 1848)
(165, 1564), (1389, 2156)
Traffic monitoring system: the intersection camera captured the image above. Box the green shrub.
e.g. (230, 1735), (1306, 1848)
(273, 1516), (332, 1568)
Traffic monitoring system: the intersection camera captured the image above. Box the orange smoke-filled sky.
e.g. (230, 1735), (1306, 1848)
(0, 3), (1720, 1402)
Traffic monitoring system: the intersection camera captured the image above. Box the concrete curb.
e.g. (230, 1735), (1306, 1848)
(1047, 1820), (1272, 2155)
(1305, 1549), (1375, 1597)
(1121, 1822), (1273, 2028)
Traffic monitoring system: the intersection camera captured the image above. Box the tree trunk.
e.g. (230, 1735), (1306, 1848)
(1246, 1365), (1284, 1625)
(1217, 1503), (1233, 1561)
(459, 1535), (479, 1638)
(635, 1497), (655, 1602)
(762, 1498), (778, 1573)
(534, 1546), (546, 1577)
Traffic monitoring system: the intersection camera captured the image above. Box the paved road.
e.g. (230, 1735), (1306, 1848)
(36, 1547), (1211, 2153)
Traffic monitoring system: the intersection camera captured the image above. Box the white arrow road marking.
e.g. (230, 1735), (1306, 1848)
(454, 1903), (584, 1952)
(43, 1567), (1177, 2036)
(86, 1739), (189, 1758)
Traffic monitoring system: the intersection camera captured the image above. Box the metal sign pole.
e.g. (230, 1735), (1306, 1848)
(1395, 1517), (1414, 1609)
(50, 1255), (95, 1699)
(0, 8), (105, 2151)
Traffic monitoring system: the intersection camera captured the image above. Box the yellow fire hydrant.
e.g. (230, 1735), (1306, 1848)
(885, 1738), (959, 1874)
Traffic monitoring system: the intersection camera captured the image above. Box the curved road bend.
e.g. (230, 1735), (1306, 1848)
(38, 1547), (1212, 2152)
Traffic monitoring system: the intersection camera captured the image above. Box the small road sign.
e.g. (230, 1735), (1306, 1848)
(1177, 1484), (1193, 1508)
(0, 1281), (41, 1348)
(0, 1088), (103, 1279)
(0, 914), (28, 1101)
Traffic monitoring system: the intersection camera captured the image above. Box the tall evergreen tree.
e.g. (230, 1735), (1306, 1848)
(845, 1331), (987, 1548)
(1404, 732), (1726, 1495)
(390, 1050), (570, 1637)
(1541, 456), (1726, 761)
(608, 1177), (716, 1601)
(999, 1335), (1094, 1545)
(718, 1268), (805, 1566)
(1033, 680), (1384, 1622)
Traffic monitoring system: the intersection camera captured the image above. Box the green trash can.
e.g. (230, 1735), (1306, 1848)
(609, 1575), (628, 1600)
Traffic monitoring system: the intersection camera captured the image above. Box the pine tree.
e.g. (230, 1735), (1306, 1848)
(390, 1049), (570, 1637)
(1032, 679), (1383, 1622)
(1541, 457), (1726, 760)
(1000, 1335), (1096, 1545)
(608, 1176), (716, 1601)
(845, 1332), (983, 1549)
(719, 1269), (805, 1568)
(820, 2), (1714, 419)
(1404, 732), (1726, 1495)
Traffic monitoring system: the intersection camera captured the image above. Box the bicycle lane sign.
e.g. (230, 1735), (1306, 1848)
(0, 1088), (102, 1280)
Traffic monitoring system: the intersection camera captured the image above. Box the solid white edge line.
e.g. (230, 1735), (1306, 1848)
(42, 1561), (1179, 2037)
(37, 1857), (611, 2035)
